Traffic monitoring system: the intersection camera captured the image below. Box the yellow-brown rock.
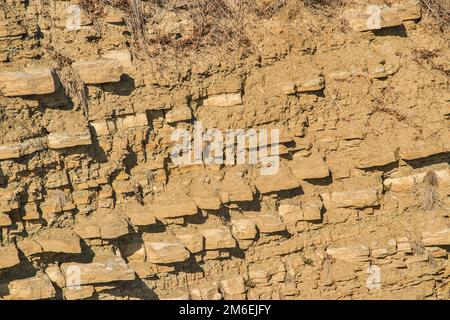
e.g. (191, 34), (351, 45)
(0, 68), (56, 96)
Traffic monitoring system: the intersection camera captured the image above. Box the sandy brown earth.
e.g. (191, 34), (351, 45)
(0, 0), (449, 300)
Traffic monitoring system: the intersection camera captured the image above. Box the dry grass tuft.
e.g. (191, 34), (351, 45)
(420, 0), (450, 26)
(412, 48), (449, 76)
(77, 0), (147, 56)
(190, 0), (251, 48)
(75, 0), (346, 58)
(76, 0), (290, 57)
(123, 0), (147, 48)
(244, 0), (287, 18)
(303, 0), (341, 8)
(373, 105), (407, 121)
(44, 45), (88, 117)
(418, 170), (440, 211)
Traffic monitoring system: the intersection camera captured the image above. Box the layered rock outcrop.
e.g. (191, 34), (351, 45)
(0, 0), (449, 300)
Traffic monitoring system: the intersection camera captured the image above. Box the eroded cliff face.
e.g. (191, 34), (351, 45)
(0, 0), (449, 300)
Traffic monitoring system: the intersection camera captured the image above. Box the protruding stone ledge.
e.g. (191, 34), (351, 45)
(201, 92), (242, 107)
(219, 175), (254, 203)
(17, 239), (43, 257)
(422, 228), (450, 246)
(354, 147), (397, 169)
(344, 1), (421, 33)
(231, 217), (257, 240)
(321, 189), (380, 209)
(394, 0), (422, 21)
(166, 105), (192, 123)
(116, 113), (149, 130)
(344, 6), (403, 32)
(90, 113), (148, 137)
(326, 245), (370, 262)
(278, 204), (303, 226)
(384, 175), (415, 192)
(193, 193), (222, 210)
(144, 240), (190, 264)
(253, 167), (300, 194)
(0, 55), (129, 99)
(321, 177), (381, 209)
(0, 130), (97, 159)
(151, 192), (199, 219)
(384, 168), (450, 192)
(200, 227), (237, 250)
(297, 75), (325, 92)
(175, 232), (204, 253)
(90, 119), (116, 137)
(0, 137), (47, 160)
(0, 189), (19, 212)
(4, 274), (56, 300)
(35, 231), (82, 254)
(102, 50), (133, 72)
(73, 214), (130, 240)
(278, 199), (323, 225)
(252, 214), (286, 234)
(290, 155), (330, 180)
(63, 285), (95, 300)
(61, 256), (135, 285)
(399, 140), (448, 161)
(303, 199), (323, 221)
(120, 201), (157, 226)
(47, 130), (92, 149)
(220, 275), (246, 299)
(0, 68), (56, 96)
(72, 59), (124, 84)
(0, 245), (20, 270)
(190, 282), (222, 300)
